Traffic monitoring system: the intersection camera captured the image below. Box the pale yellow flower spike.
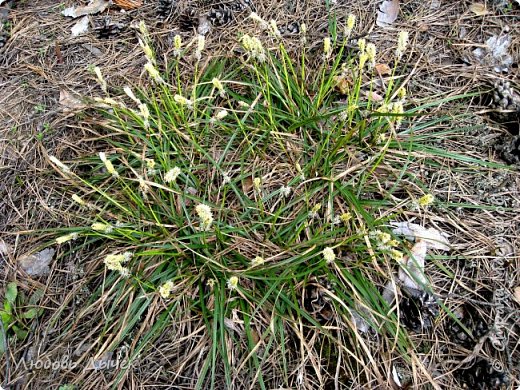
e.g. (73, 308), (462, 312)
(216, 109), (228, 119)
(93, 66), (107, 93)
(396, 31), (409, 59)
(358, 52), (368, 70)
(173, 34), (182, 57)
(249, 12), (268, 29)
(174, 94), (193, 109)
(323, 247), (336, 264)
(159, 280), (174, 299)
(124, 86), (141, 105)
(212, 77), (226, 97)
(345, 14), (356, 35)
(195, 34), (205, 60)
(139, 106), (151, 129)
(323, 37), (332, 59)
(366, 43), (376, 68)
(227, 276), (239, 290)
(144, 62), (164, 83)
(418, 194), (434, 207)
(196, 203), (213, 231)
(164, 167), (181, 183)
(251, 256), (265, 267)
(91, 222), (114, 234)
(139, 39), (154, 63)
(340, 212), (352, 224)
(72, 194), (86, 206)
(269, 19), (281, 38)
(390, 249), (404, 262)
(357, 38), (366, 53)
(49, 155), (71, 173)
(103, 252), (132, 277)
(253, 177), (262, 191)
(138, 20), (149, 39)
(398, 87), (407, 100)
(56, 233), (78, 245)
(311, 203), (321, 213)
(241, 34), (266, 62)
(99, 152), (119, 178)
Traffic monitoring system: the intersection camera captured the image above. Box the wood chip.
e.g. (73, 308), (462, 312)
(113, 0), (143, 10)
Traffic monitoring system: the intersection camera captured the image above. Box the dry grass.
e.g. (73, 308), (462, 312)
(1, 0), (519, 389)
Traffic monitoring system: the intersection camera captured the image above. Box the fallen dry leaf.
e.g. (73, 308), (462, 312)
(399, 240), (428, 291)
(71, 15), (89, 36)
(469, 3), (489, 16)
(62, 0), (109, 18)
(391, 364), (403, 388)
(391, 221), (451, 292)
(333, 75), (353, 95)
(0, 239), (11, 256)
(365, 90), (384, 102)
(113, 0), (143, 10)
(417, 23), (429, 32)
(375, 63), (391, 76)
(376, 0), (400, 27)
(19, 248), (55, 276)
(391, 222), (450, 250)
(514, 286), (520, 304)
(242, 176), (254, 193)
(59, 89), (86, 111)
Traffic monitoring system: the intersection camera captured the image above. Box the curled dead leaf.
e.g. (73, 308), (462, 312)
(376, 0), (400, 27)
(62, 0), (109, 18)
(398, 240), (428, 291)
(469, 3), (489, 16)
(390, 222), (450, 250)
(71, 15), (89, 37)
(242, 176), (254, 193)
(333, 75), (353, 95)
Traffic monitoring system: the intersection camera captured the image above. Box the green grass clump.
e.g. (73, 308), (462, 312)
(43, 19), (472, 388)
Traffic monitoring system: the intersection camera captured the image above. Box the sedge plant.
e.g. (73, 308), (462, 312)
(40, 16), (494, 389)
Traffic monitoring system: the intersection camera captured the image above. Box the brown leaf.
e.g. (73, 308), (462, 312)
(113, 0), (143, 10)
(333, 75), (353, 95)
(242, 176), (254, 193)
(376, 0), (400, 27)
(375, 63), (391, 76)
(469, 3), (489, 16)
